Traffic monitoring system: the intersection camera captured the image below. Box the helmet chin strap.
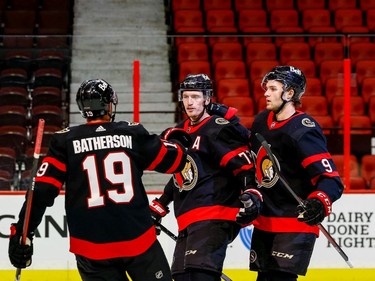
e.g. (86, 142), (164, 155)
(273, 91), (292, 115)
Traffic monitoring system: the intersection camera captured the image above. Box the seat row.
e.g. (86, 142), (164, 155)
(169, 0), (375, 13)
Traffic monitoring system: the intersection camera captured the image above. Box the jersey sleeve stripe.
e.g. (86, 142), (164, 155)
(233, 163), (253, 176)
(43, 156), (67, 171)
(220, 146), (249, 167)
(146, 143), (167, 170)
(35, 176), (64, 189)
(165, 146), (185, 174)
(301, 152), (331, 168)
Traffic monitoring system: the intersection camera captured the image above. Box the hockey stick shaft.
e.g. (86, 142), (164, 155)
(154, 220), (233, 281)
(255, 133), (353, 268)
(15, 119), (45, 281)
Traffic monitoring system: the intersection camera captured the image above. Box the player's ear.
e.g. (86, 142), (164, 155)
(204, 98), (211, 106)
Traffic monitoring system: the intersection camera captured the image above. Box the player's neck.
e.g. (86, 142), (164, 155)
(275, 103), (296, 121)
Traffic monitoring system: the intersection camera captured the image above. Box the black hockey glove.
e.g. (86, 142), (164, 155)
(236, 189), (263, 225)
(150, 198), (169, 235)
(160, 128), (192, 148)
(207, 102), (238, 120)
(297, 191), (332, 226)
(8, 223), (34, 268)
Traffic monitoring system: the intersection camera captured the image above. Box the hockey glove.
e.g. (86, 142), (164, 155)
(8, 223), (33, 268)
(207, 102), (238, 120)
(297, 191), (332, 226)
(236, 189), (263, 225)
(160, 128), (192, 148)
(150, 198), (169, 235)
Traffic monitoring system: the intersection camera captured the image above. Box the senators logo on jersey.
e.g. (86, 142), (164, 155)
(173, 155), (198, 192)
(254, 147), (280, 188)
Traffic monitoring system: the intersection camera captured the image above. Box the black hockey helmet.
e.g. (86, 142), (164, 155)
(178, 73), (213, 101)
(76, 79), (118, 121)
(261, 65), (306, 105)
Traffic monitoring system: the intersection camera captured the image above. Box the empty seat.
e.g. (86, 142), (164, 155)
(330, 96), (366, 124)
(238, 9), (271, 44)
(205, 9), (237, 33)
(0, 125), (28, 154)
(173, 10), (205, 33)
(3, 10), (37, 48)
(239, 115), (255, 129)
(368, 96), (375, 125)
(348, 177), (368, 190)
(312, 115), (334, 134)
(171, 0), (200, 11)
(36, 10), (72, 47)
(270, 9), (300, 32)
(234, 0), (263, 11)
(286, 60), (316, 78)
(361, 77), (375, 103)
(249, 60), (280, 83)
(314, 42), (344, 68)
(0, 86), (29, 107)
(331, 154), (359, 179)
(211, 42), (243, 66)
(328, 0), (357, 10)
(245, 43), (277, 66)
(0, 170), (12, 190)
(319, 60), (344, 85)
(214, 61), (247, 83)
(307, 27), (339, 48)
(208, 36), (240, 47)
(338, 115), (372, 135)
(366, 9), (375, 32)
(31, 125), (61, 147)
(174, 36), (206, 48)
(355, 60), (375, 86)
(334, 9), (365, 32)
(300, 96), (329, 115)
(177, 43), (209, 63)
(203, 0), (232, 11)
(0, 68), (29, 87)
(9, 0), (39, 10)
(3, 50), (33, 73)
(32, 86), (62, 106)
(266, 0), (294, 11)
(305, 78), (322, 96)
(0, 105), (27, 126)
(216, 78), (250, 102)
(349, 43), (375, 68)
(220, 96), (254, 117)
(41, 0), (72, 10)
(302, 9), (333, 32)
(274, 27), (305, 47)
(359, 0), (375, 10)
(33, 68), (63, 88)
(0, 147), (17, 174)
(31, 105), (64, 127)
(35, 50), (67, 72)
(297, 0), (326, 11)
(279, 43), (311, 65)
(178, 61), (211, 82)
(324, 77), (358, 104)
(361, 155), (375, 187)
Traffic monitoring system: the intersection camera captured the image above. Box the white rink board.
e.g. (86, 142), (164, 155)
(0, 193), (374, 270)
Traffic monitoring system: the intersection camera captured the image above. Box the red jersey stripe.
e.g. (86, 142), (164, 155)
(146, 143), (167, 170)
(35, 176), (64, 189)
(301, 152), (332, 168)
(69, 226), (157, 259)
(177, 205), (240, 232)
(220, 146), (249, 167)
(253, 215), (319, 236)
(43, 156), (66, 171)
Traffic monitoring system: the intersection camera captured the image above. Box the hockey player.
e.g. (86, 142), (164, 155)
(8, 79), (191, 281)
(150, 74), (254, 281)
(236, 66), (344, 280)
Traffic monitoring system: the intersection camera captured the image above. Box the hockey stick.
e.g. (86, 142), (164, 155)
(154, 220), (233, 281)
(15, 119), (45, 281)
(255, 133), (354, 268)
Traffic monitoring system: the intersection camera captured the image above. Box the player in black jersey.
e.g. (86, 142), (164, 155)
(150, 74), (254, 281)
(8, 79), (190, 281)
(236, 66), (344, 281)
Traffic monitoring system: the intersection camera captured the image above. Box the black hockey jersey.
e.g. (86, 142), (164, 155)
(250, 110), (344, 235)
(18, 121), (187, 260)
(161, 116), (254, 232)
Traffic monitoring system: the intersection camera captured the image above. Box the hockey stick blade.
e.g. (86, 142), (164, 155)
(255, 133), (353, 268)
(153, 220), (233, 281)
(15, 119), (45, 281)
